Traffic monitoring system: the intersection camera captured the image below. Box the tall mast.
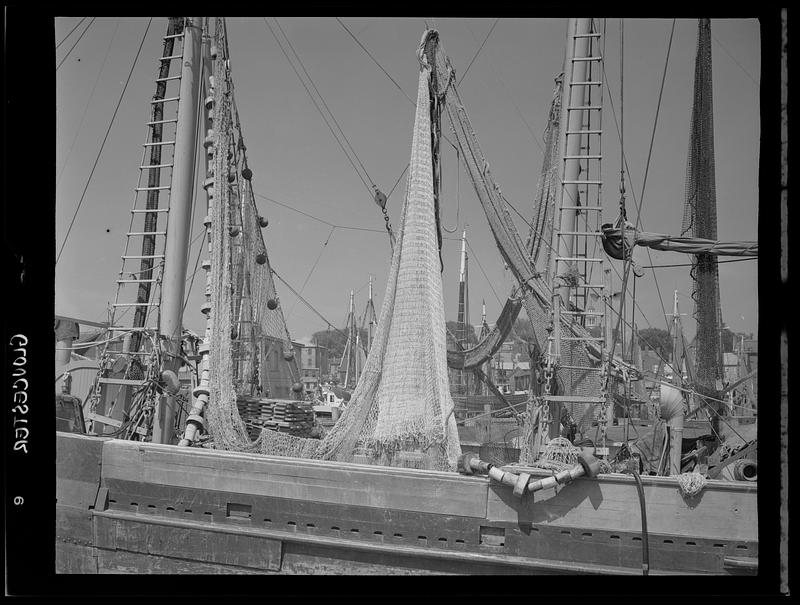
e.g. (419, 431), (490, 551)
(682, 19), (723, 428)
(549, 17), (594, 306)
(360, 274), (377, 354)
(340, 290), (358, 389)
(479, 299), (491, 396)
(153, 16), (202, 444)
(456, 227), (470, 395)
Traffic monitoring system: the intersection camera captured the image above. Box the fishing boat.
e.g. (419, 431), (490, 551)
(54, 16), (761, 575)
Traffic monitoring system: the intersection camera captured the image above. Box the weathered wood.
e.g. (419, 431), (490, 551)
(97, 549), (263, 574)
(55, 433), (758, 575)
(93, 509), (659, 575)
(95, 477), (751, 574)
(57, 433), (106, 511)
(96, 514), (283, 571)
(56, 541), (98, 574)
(486, 472), (758, 542)
(56, 505), (98, 573)
(101, 440), (489, 518)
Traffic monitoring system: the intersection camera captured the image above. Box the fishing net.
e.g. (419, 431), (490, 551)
(526, 73), (563, 277)
(676, 471), (707, 498)
(682, 19), (722, 392)
(205, 37), (460, 470)
(203, 21), (301, 454)
(425, 29), (603, 448)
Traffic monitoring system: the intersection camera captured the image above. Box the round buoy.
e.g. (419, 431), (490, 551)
(242, 167), (253, 180)
(267, 298), (278, 310)
(292, 382), (303, 393)
(256, 253), (267, 265)
(229, 226), (240, 237)
(160, 370), (180, 396)
(283, 350), (295, 362)
(259, 216), (269, 228)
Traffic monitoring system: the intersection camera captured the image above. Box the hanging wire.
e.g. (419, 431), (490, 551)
(57, 20), (120, 187)
(335, 17), (417, 106)
(461, 18), (545, 156)
(461, 18), (500, 82)
(56, 17), (97, 70)
(265, 17), (376, 197)
(285, 225), (337, 321)
(57, 18), (154, 264)
(56, 16), (88, 49)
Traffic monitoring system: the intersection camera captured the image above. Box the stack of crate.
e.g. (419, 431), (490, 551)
(236, 397), (275, 440)
(265, 401), (316, 437)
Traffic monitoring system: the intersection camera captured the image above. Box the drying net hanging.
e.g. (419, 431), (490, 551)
(205, 38), (461, 471)
(681, 19), (723, 393)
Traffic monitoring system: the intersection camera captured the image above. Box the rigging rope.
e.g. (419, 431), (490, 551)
(56, 16), (97, 70)
(274, 17), (377, 192)
(57, 18), (153, 264)
(262, 17), (373, 196)
(57, 19), (120, 187)
(461, 18), (500, 82)
(335, 17), (418, 106)
(56, 16), (88, 49)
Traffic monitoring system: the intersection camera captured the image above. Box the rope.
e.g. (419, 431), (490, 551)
(57, 19), (120, 187)
(57, 18), (153, 264)
(461, 19), (544, 156)
(264, 17), (375, 198)
(711, 32), (759, 88)
(335, 17), (417, 106)
(644, 257), (757, 269)
(461, 18), (500, 82)
(254, 192), (393, 235)
(56, 17), (97, 70)
(284, 226), (336, 321)
(56, 16), (88, 49)
(272, 269), (349, 340)
(676, 472), (707, 497)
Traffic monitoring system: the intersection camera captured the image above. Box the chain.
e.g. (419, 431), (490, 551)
(597, 364), (610, 455)
(538, 322), (557, 447)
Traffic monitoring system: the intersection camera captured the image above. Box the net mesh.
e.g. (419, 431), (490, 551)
(681, 19), (722, 393)
(205, 38), (460, 470)
(426, 30), (603, 445)
(526, 73), (563, 276)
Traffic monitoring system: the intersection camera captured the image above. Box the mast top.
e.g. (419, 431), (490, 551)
(459, 227), (468, 282)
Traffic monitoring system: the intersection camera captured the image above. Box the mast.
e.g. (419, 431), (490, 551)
(479, 299), (491, 396)
(340, 290), (358, 389)
(683, 18), (724, 429)
(152, 16), (203, 444)
(455, 227), (470, 395)
(549, 17), (595, 307)
(179, 22), (213, 447)
(360, 274), (377, 354)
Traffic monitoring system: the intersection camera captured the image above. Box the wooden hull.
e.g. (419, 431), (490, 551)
(56, 432), (757, 575)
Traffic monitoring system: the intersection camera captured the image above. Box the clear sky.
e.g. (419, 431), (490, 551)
(55, 16), (760, 345)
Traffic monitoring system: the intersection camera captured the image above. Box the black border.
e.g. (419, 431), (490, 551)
(2, 4), (788, 598)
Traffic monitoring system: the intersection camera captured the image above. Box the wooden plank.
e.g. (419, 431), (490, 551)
(93, 509), (660, 575)
(485, 474), (758, 542)
(56, 432), (106, 508)
(100, 440), (489, 518)
(109, 515), (283, 571)
(56, 505), (95, 546)
(54, 314), (109, 328)
(96, 549), (263, 574)
(56, 541), (98, 574)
